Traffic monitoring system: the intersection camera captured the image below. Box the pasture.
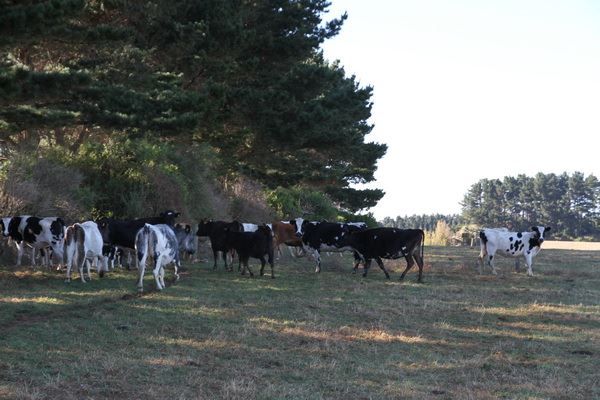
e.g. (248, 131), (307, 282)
(0, 246), (598, 400)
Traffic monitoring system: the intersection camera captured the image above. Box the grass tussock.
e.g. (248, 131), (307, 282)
(0, 246), (598, 399)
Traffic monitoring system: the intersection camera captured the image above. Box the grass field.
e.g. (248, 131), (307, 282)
(0, 246), (598, 400)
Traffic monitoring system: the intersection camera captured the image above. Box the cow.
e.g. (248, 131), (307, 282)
(174, 223), (197, 260)
(102, 244), (125, 270)
(96, 210), (180, 264)
(196, 219), (243, 270)
(135, 224), (180, 292)
(270, 221), (304, 258)
(478, 226), (551, 276)
(64, 221), (107, 283)
(290, 218), (355, 273)
(225, 224), (275, 278)
(6, 216), (65, 267)
(340, 228), (426, 281)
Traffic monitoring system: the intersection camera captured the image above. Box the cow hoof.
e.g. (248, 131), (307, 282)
(64, 279), (71, 283)
(271, 276), (275, 279)
(362, 273), (367, 278)
(385, 275), (390, 280)
(99, 271), (105, 278)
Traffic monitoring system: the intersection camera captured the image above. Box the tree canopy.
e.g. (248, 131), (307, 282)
(0, 0), (386, 218)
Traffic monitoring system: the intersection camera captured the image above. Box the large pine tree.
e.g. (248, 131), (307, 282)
(0, 0), (386, 214)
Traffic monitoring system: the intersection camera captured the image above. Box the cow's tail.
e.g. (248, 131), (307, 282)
(136, 224), (152, 263)
(478, 230), (488, 256)
(421, 229), (425, 261)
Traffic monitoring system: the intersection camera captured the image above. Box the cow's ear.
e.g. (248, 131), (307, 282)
(175, 212), (181, 217)
(185, 226), (191, 233)
(545, 226), (551, 232)
(531, 226), (539, 232)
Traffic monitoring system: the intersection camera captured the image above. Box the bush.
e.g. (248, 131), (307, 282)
(267, 187), (338, 221)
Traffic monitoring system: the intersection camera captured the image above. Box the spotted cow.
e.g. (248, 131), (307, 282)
(290, 218), (355, 273)
(135, 224), (180, 292)
(6, 216), (65, 267)
(478, 226), (551, 276)
(64, 221), (107, 283)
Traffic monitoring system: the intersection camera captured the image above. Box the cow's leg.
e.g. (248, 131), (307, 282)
(152, 253), (163, 290)
(158, 262), (166, 289)
(15, 242), (24, 267)
(374, 257), (390, 279)
(315, 250), (322, 273)
(488, 254), (497, 275)
(65, 256), (72, 282)
(173, 258), (180, 282)
(478, 244), (486, 274)
(30, 246), (36, 267)
(245, 257), (254, 277)
(353, 251), (363, 274)
(362, 259), (372, 277)
(212, 248), (219, 270)
(524, 254), (534, 276)
(413, 252), (425, 283)
(399, 255), (415, 281)
(259, 256), (266, 276)
(136, 258), (147, 292)
(85, 259), (92, 282)
(268, 250), (275, 279)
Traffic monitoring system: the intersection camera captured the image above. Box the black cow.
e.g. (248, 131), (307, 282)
(225, 224), (274, 278)
(5, 216), (65, 267)
(340, 228), (425, 282)
(290, 218), (355, 273)
(196, 219), (243, 270)
(96, 210), (180, 258)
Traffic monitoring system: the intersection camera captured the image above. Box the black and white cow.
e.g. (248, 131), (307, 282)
(102, 244), (124, 270)
(196, 219), (243, 270)
(478, 226), (551, 276)
(5, 216), (65, 267)
(340, 227), (426, 281)
(290, 218), (355, 273)
(135, 224), (180, 292)
(174, 223), (197, 260)
(225, 224), (275, 278)
(64, 221), (107, 283)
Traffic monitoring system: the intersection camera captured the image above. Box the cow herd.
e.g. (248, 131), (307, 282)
(0, 211), (552, 292)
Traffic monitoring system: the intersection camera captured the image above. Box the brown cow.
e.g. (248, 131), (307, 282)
(270, 221), (304, 258)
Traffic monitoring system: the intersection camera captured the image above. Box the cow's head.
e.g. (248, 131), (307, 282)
(175, 224), (196, 255)
(0, 217), (11, 237)
(159, 210), (180, 226)
(531, 226), (551, 245)
(290, 218), (305, 237)
(95, 217), (113, 243)
(196, 219), (212, 236)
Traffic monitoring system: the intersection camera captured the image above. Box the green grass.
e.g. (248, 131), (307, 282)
(0, 247), (598, 399)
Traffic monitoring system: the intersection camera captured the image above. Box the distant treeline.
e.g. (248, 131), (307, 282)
(382, 172), (600, 241)
(462, 172), (599, 239)
(380, 214), (463, 232)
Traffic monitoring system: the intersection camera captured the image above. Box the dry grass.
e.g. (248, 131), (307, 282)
(0, 246), (598, 399)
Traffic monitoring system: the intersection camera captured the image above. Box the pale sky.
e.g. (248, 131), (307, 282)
(321, 0), (600, 220)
